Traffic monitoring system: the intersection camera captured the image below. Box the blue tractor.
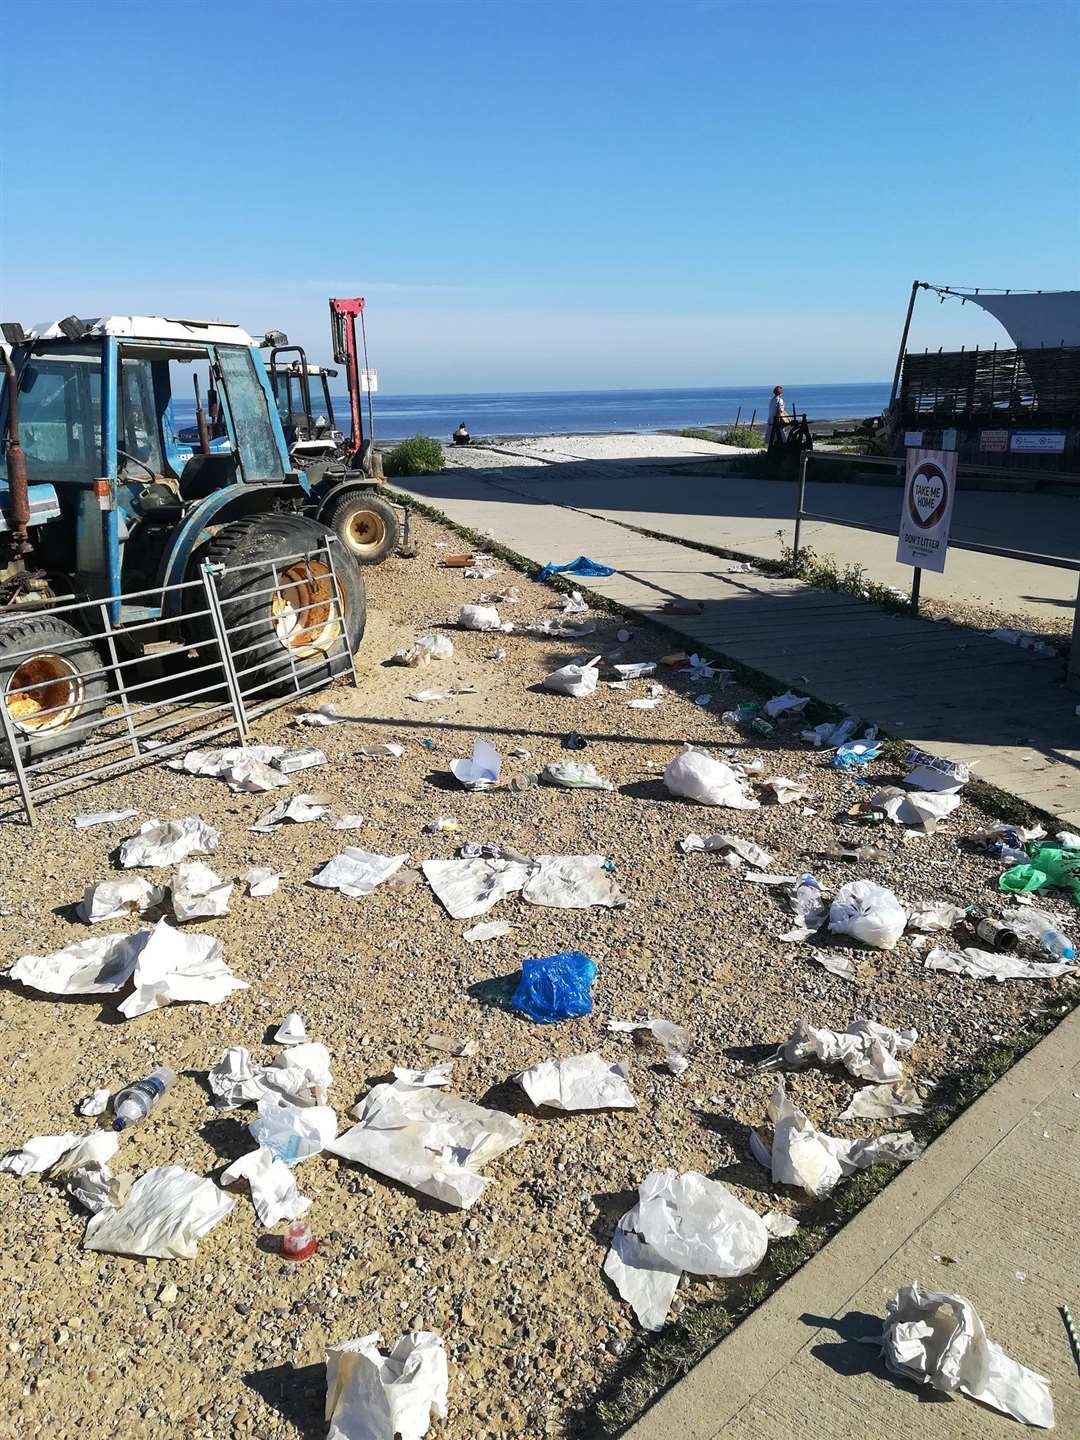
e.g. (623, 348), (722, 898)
(0, 313), (367, 758)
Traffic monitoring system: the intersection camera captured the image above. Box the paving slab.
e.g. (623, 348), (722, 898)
(393, 471), (1080, 822)
(624, 1005), (1080, 1440)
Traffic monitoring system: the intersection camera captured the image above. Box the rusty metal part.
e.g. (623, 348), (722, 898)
(1, 347), (32, 557)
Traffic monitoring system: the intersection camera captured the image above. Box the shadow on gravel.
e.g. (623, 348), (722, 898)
(467, 971), (521, 1011)
(244, 1361), (326, 1440)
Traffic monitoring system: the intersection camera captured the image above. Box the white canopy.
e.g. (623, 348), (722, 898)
(963, 291), (1080, 349)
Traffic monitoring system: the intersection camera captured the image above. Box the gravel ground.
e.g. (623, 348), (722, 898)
(0, 512), (1068, 1440)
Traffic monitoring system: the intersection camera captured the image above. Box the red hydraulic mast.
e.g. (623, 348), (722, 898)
(328, 297), (367, 469)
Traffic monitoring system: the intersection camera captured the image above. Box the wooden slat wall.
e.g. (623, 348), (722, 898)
(901, 345), (1080, 422)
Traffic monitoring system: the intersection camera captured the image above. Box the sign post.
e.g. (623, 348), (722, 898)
(896, 448), (958, 601)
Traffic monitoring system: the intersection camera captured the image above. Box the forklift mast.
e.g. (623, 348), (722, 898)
(328, 298), (367, 469)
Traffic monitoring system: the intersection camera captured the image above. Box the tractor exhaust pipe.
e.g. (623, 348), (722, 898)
(1, 347), (33, 557)
(193, 373), (211, 455)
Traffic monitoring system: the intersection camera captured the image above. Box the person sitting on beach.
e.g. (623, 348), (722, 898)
(764, 386), (788, 450)
(452, 422), (471, 446)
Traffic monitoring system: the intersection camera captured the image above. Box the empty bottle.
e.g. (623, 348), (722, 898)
(112, 1066), (176, 1132)
(817, 846), (886, 863)
(1012, 909), (1076, 961)
(966, 909), (1018, 953)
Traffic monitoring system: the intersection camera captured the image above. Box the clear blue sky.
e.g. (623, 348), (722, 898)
(5, 0), (1078, 392)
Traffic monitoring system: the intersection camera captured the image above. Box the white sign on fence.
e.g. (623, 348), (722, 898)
(1010, 431), (1066, 454)
(896, 447), (957, 574)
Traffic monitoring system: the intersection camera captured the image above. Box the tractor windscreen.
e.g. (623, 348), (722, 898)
(0, 347), (103, 485)
(215, 346), (285, 481)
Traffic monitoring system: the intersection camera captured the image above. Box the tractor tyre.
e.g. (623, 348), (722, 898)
(184, 513), (366, 698)
(322, 489), (400, 565)
(0, 614), (107, 764)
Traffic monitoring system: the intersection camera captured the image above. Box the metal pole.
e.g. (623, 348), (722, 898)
(0, 695), (36, 826)
(793, 449), (810, 561)
(1067, 572), (1080, 694)
(910, 566), (922, 615)
(201, 562), (250, 739)
(99, 600), (141, 759)
(888, 281), (924, 412)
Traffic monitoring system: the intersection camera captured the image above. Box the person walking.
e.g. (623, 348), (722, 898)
(764, 385), (788, 450)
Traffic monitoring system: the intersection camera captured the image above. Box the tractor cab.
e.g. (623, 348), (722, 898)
(265, 346), (344, 470)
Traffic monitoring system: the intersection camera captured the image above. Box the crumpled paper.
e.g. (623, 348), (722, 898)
(517, 1052), (637, 1111)
(246, 866), (281, 897)
(78, 876), (164, 924)
(448, 738), (502, 789)
(209, 1046), (270, 1107)
(210, 1042), (332, 1108)
(462, 919), (518, 942)
(840, 1078), (931, 1120)
(664, 749), (759, 809)
(881, 1282), (1054, 1428)
(907, 901), (966, 933)
(522, 855), (625, 909)
(751, 1078), (921, 1198)
(83, 1164), (235, 1258)
(171, 861), (233, 922)
(543, 657), (601, 698)
(328, 1079), (526, 1209)
(220, 1145), (311, 1226)
(871, 787), (961, 833)
(119, 816), (221, 867)
(9, 930), (149, 996)
(764, 1017), (917, 1082)
(925, 946), (1077, 982)
(48, 1132), (124, 1213)
(250, 794), (330, 831)
(828, 879), (908, 949)
(679, 832), (774, 868)
(118, 919), (246, 1018)
(423, 857), (533, 919)
(604, 1169), (767, 1330)
(78, 1088), (111, 1117)
(325, 1330), (449, 1440)
(250, 1094), (338, 1166)
(764, 692), (810, 719)
(310, 848), (410, 898)
(0, 1130), (85, 1176)
(764, 776), (809, 805)
(168, 745), (288, 793)
(392, 1063), (454, 1088)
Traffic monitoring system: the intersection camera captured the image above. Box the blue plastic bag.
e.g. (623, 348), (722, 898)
(511, 950), (597, 1023)
(535, 556), (615, 583)
(832, 740), (882, 769)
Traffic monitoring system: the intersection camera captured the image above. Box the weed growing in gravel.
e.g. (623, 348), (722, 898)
(775, 533), (910, 613)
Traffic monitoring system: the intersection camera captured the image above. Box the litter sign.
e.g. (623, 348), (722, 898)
(896, 447), (957, 574)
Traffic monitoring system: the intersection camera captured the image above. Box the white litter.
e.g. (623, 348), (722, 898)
(764, 776), (810, 805)
(0, 1131), (84, 1176)
(765, 1017), (917, 1082)
(78, 1088), (112, 1117)
(334, 815), (366, 831)
(880, 1282), (1054, 1428)
(906, 901), (966, 933)
(840, 1079), (930, 1120)
(903, 764), (965, 794)
(807, 949), (857, 980)
(829, 879), (908, 949)
(118, 919), (246, 1019)
(522, 854), (625, 909)
(358, 743), (405, 759)
(925, 946), (1077, 982)
(462, 919), (518, 942)
(608, 1018), (691, 1075)
(250, 1094), (338, 1166)
(78, 876), (165, 924)
(543, 656), (601, 698)
(424, 1035), (476, 1057)
(220, 1146), (311, 1226)
(613, 662), (656, 679)
(392, 1063), (454, 1089)
(170, 860), (233, 922)
(449, 737), (502, 789)
(605, 1169), (767, 1330)
(517, 1053), (637, 1111)
(679, 832), (774, 868)
(83, 1165), (235, 1259)
(663, 749), (759, 809)
(275, 1011), (307, 1046)
(310, 848), (411, 898)
(416, 633), (454, 659)
(752, 1078), (921, 1198)
(871, 787), (961, 833)
(294, 710), (342, 727)
(246, 865), (281, 898)
(168, 745), (287, 793)
(325, 1330), (449, 1440)
(423, 857), (532, 919)
(9, 930), (148, 996)
(457, 604), (507, 632)
(250, 794), (330, 831)
(541, 760), (613, 790)
(264, 1042), (334, 1106)
(781, 875), (828, 942)
(764, 692), (810, 719)
(1056, 830), (1080, 849)
(328, 1079), (526, 1209)
(628, 696), (663, 710)
(408, 689), (455, 703)
(801, 716), (859, 748)
(120, 816), (221, 867)
(74, 807), (138, 828)
(209, 1046), (269, 1108)
(763, 1211), (801, 1239)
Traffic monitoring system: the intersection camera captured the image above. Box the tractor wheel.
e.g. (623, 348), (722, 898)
(0, 615), (107, 763)
(322, 489), (400, 565)
(185, 514), (366, 698)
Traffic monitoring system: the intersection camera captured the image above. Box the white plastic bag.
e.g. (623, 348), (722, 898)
(10, 930), (149, 996)
(458, 604), (506, 632)
(635, 1169), (768, 1278)
(517, 1053), (637, 1111)
(543, 656), (601, 698)
(541, 760), (613, 790)
(220, 1146), (311, 1226)
(325, 1330), (449, 1440)
(249, 1094), (338, 1166)
(83, 1165), (235, 1259)
(78, 876), (164, 925)
(769, 1017), (917, 1082)
(663, 749), (759, 809)
(828, 879), (908, 949)
(120, 816), (221, 868)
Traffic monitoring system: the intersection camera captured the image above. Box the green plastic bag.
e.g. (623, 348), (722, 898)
(999, 846), (1080, 901)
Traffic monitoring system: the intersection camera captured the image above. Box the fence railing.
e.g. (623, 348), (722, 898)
(792, 449), (1080, 691)
(0, 539), (356, 824)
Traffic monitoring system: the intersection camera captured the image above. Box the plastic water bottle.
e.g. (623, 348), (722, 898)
(1013, 910), (1076, 961)
(112, 1066), (176, 1132)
